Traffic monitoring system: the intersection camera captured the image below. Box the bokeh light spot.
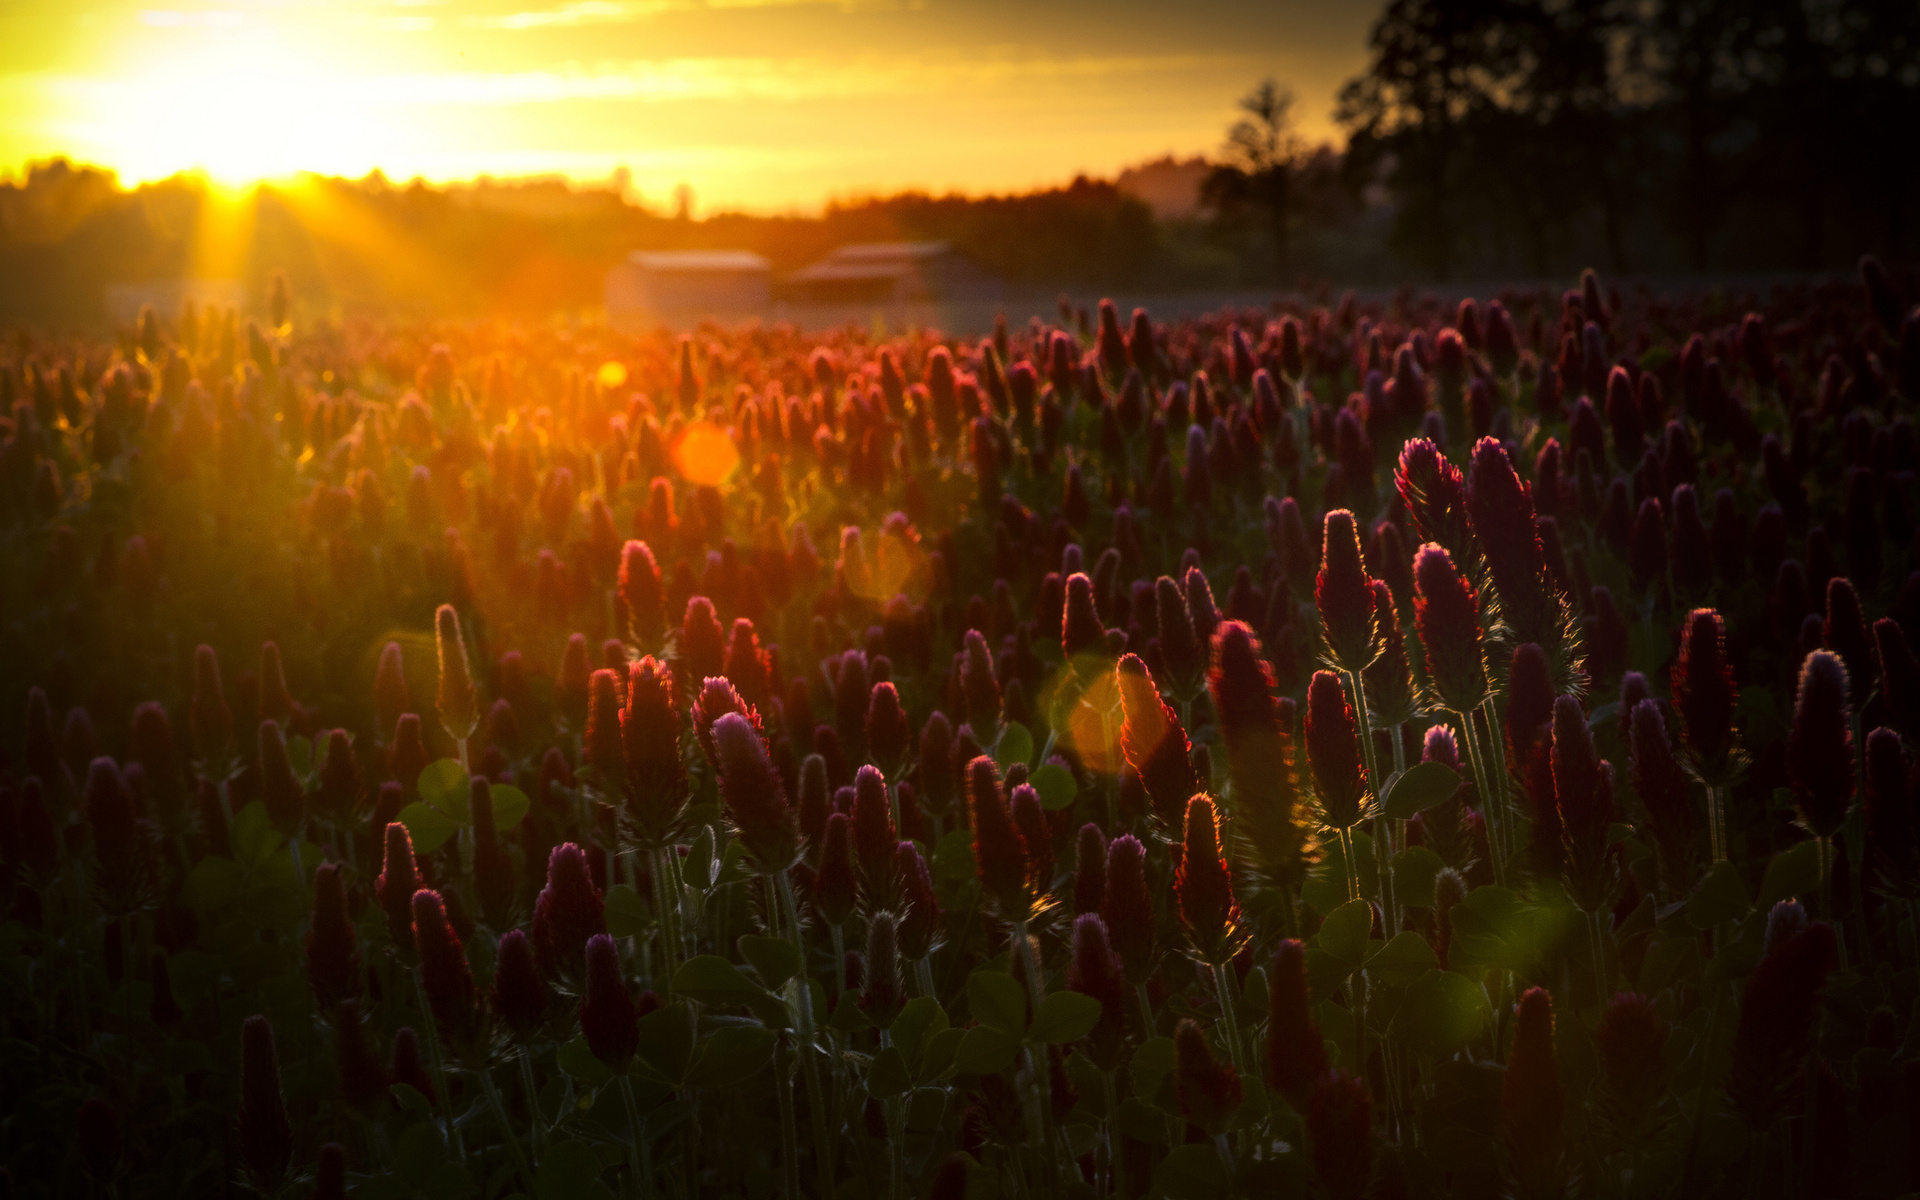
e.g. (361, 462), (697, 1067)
(597, 361), (628, 389)
(672, 421), (740, 486)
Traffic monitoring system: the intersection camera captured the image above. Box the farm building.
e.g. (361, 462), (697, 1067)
(783, 242), (1001, 304)
(605, 250), (771, 322)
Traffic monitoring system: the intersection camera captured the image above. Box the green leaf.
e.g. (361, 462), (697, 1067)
(1446, 886), (1539, 972)
(393, 1121), (447, 1183)
(390, 1083), (433, 1120)
(868, 1045), (913, 1099)
(285, 735), (313, 779)
(1381, 761), (1459, 819)
(738, 934), (803, 992)
(1317, 898), (1374, 966)
(1153, 1143), (1230, 1199)
(1757, 839), (1820, 909)
(966, 970), (1028, 1038)
(228, 801), (283, 867)
(182, 856), (244, 912)
(1129, 1037), (1176, 1106)
(556, 1034), (613, 1087)
(397, 802), (460, 856)
(604, 884), (650, 939)
(933, 829), (976, 884)
(672, 956), (770, 1006)
(953, 1026), (1019, 1075)
(685, 1025), (776, 1088)
(536, 1140), (614, 1200)
(490, 784), (531, 830)
(1391, 845), (1446, 910)
(890, 996), (949, 1068)
(634, 1003), (697, 1084)
(1030, 763), (1078, 811)
(1366, 931), (1440, 987)
(1687, 859), (1751, 930)
(994, 722), (1035, 771)
(1387, 969), (1490, 1057)
(918, 1026), (965, 1083)
(418, 759), (471, 821)
(686, 826), (719, 890)
(1027, 991), (1102, 1044)
(828, 991), (877, 1033)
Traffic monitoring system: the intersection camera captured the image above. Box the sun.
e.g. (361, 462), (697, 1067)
(82, 27), (395, 187)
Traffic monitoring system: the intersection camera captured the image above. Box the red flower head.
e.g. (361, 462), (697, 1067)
(621, 656), (689, 847)
(1395, 437), (1476, 565)
(1789, 650), (1854, 839)
(1067, 913), (1128, 1066)
(413, 889), (483, 1054)
(1551, 695), (1616, 905)
(580, 933), (638, 1072)
(306, 863), (361, 1007)
(1673, 608), (1737, 783)
(1502, 987), (1565, 1197)
(1176, 796), (1238, 961)
(1157, 575), (1204, 694)
(1504, 642), (1556, 766)
(619, 539), (664, 637)
(968, 755), (1031, 915)
(388, 714), (429, 798)
(1305, 671), (1368, 830)
(1467, 438), (1560, 655)
(1316, 510), (1377, 673)
(1210, 621), (1307, 882)
(1629, 699), (1694, 891)
(1010, 782), (1053, 889)
(1117, 653), (1198, 831)
(1174, 1018), (1242, 1134)
(680, 596), (727, 689)
(583, 668), (626, 788)
(1305, 1070), (1373, 1200)
(391, 1026), (436, 1108)
(865, 682), (911, 772)
(332, 1002), (388, 1113)
(129, 701), (179, 816)
(1266, 939), (1329, 1105)
(1062, 572), (1107, 664)
(1073, 823), (1107, 915)
(556, 634), (593, 730)
(375, 822), (420, 951)
(960, 629), (1003, 733)
(84, 757), (148, 912)
(813, 813), (857, 926)
(851, 764), (898, 896)
(532, 843), (606, 989)
(491, 928), (550, 1041)
(714, 711), (799, 872)
(917, 712), (955, 816)
(432, 606), (478, 742)
(834, 651), (872, 761)
(722, 618), (771, 711)
(896, 841), (941, 960)
(1729, 921), (1836, 1129)
(1864, 726), (1916, 888)
(1102, 834), (1155, 984)
(1413, 543), (1487, 713)
(190, 644), (233, 767)
(238, 1015), (294, 1189)
(692, 675), (757, 770)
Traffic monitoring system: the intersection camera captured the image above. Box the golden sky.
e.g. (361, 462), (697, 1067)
(0, 0), (1379, 213)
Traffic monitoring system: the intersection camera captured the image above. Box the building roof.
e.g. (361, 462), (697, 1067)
(627, 250), (770, 272)
(788, 242), (955, 284)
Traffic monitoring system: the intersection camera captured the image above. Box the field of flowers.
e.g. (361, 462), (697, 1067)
(2, 264), (1918, 1198)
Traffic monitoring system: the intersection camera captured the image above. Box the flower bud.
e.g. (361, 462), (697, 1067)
(1789, 650), (1854, 838)
(413, 889), (482, 1053)
(714, 711), (799, 872)
(1266, 939), (1329, 1104)
(1316, 510), (1377, 672)
(865, 682), (910, 771)
(1305, 1070), (1372, 1200)
(1117, 653), (1198, 830)
(433, 605), (478, 742)
(1102, 834), (1154, 984)
(492, 928), (550, 1040)
(375, 823), (421, 951)
(1173, 1018), (1242, 1133)
(620, 539), (665, 637)
(1176, 796), (1237, 961)
(1412, 544), (1487, 712)
(814, 813), (857, 926)
(1306, 671), (1368, 830)
(621, 656), (689, 847)
(306, 863), (361, 1007)
(1673, 609), (1737, 782)
(968, 755), (1030, 915)
(681, 597), (727, 690)
(1502, 988), (1565, 1196)
(1629, 699), (1693, 891)
(1730, 921), (1836, 1130)
(860, 911), (905, 1027)
(584, 668), (626, 787)
(239, 1014), (294, 1188)
(959, 630), (1002, 734)
(556, 634), (592, 729)
(532, 843), (606, 989)
(580, 933), (638, 1072)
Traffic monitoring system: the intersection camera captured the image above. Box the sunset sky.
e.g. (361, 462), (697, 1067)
(0, 0), (1380, 213)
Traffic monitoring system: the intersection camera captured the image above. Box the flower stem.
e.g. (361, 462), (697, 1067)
(775, 1041), (801, 1199)
(617, 1073), (653, 1199)
(1212, 959), (1249, 1080)
(409, 968), (465, 1164)
(477, 1067), (533, 1189)
(517, 1047), (545, 1159)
